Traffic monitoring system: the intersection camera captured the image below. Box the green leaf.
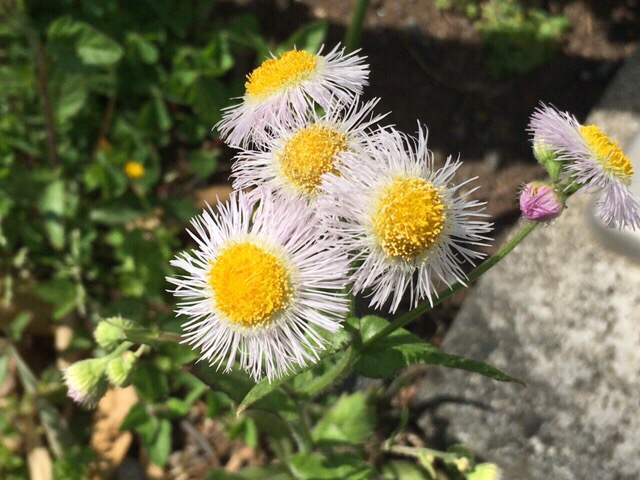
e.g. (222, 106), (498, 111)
(190, 363), (296, 417)
(188, 77), (228, 124)
(354, 316), (524, 384)
(34, 279), (76, 319)
(288, 452), (373, 480)
(205, 465), (290, 480)
(39, 179), (66, 250)
(292, 347), (354, 397)
(90, 206), (143, 225)
(380, 460), (429, 480)
(76, 25), (123, 66)
(187, 149), (219, 179)
(126, 33), (159, 64)
(235, 327), (352, 415)
(139, 417), (172, 466)
(8, 311), (32, 341)
(55, 75), (88, 123)
(277, 20), (328, 54)
(311, 392), (375, 446)
(120, 403), (149, 431)
(134, 362), (169, 402)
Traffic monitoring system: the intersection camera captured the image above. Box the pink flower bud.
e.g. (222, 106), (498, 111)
(519, 182), (564, 222)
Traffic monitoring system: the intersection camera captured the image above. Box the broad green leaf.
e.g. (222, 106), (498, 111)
(277, 20), (328, 54)
(288, 452), (373, 480)
(76, 26), (123, 66)
(311, 392), (374, 446)
(354, 316), (523, 384)
(236, 327), (352, 415)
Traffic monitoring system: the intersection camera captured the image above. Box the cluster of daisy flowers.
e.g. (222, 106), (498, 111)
(167, 45), (493, 382)
(64, 46), (640, 406)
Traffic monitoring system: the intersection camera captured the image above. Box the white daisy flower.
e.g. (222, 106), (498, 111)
(232, 98), (387, 201)
(319, 126), (493, 313)
(216, 45), (369, 147)
(529, 103), (640, 229)
(167, 190), (350, 381)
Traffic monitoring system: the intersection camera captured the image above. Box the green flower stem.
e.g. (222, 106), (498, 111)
(108, 341), (133, 358)
(123, 328), (182, 345)
(363, 220), (540, 348)
(344, 0), (370, 52)
(381, 443), (461, 462)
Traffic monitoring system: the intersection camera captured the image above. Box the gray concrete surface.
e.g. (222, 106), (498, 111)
(415, 48), (640, 480)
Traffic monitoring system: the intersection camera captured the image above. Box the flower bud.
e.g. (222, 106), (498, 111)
(106, 351), (137, 387)
(94, 316), (132, 351)
(533, 135), (562, 182)
(519, 182), (564, 222)
(63, 358), (108, 408)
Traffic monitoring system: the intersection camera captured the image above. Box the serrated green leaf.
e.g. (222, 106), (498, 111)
(311, 391), (374, 446)
(235, 327), (352, 415)
(354, 316), (523, 384)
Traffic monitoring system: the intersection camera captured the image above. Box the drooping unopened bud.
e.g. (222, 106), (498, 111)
(63, 358), (108, 408)
(519, 182), (564, 222)
(94, 316), (132, 351)
(467, 463), (502, 480)
(533, 135), (562, 182)
(106, 351), (137, 387)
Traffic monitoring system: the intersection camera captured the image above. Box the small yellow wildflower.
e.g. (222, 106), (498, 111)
(124, 161), (145, 180)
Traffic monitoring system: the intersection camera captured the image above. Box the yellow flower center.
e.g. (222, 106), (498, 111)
(245, 50), (317, 99)
(280, 124), (348, 195)
(124, 161), (145, 179)
(207, 242), (292, 327)
(578, 124), (633, 178)
(372, 177), (446, 260)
